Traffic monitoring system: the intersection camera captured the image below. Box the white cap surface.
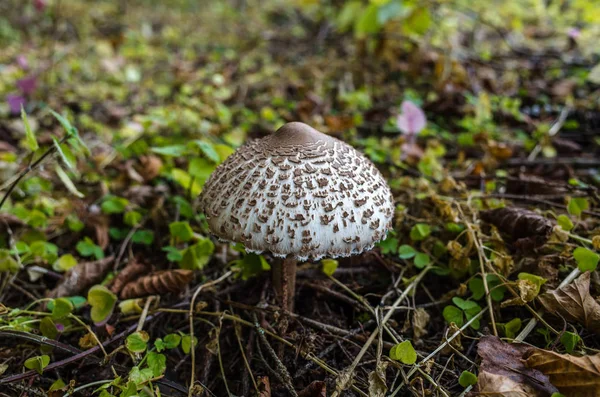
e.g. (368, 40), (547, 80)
(199, 122), (394, 261)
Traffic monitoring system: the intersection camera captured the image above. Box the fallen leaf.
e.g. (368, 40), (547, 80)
(412, 308), (430, 340)
(475, 336), (558, 396)
(47, 256), (114, 298)
(257, 376), (271, 397)
(480, 207), (554, 247)
(538, 272), (600, 334)
(298, 380), (326, 397)
(368, 361), (388, 397)
(525, 348), (600, 396)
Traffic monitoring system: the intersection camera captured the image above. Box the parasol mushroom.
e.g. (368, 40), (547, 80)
(199, 122), (394, 310)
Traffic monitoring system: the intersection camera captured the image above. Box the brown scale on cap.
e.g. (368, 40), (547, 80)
(199, 122), (394, 261)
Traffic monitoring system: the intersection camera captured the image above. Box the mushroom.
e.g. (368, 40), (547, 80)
(199, 122), (394, 310)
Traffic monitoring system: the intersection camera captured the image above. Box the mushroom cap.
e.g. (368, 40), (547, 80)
(199, 122), (394, 261)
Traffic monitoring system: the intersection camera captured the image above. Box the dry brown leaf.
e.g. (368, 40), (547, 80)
(257, 376), (271, 397)
(298, 380), (326, 397)
(537, 271), (600, 334)
(47, 256), (114, 298)
(110, 261), (148, 295)
(412, 308), (430, 340)
(119, 269), (193, 299)
(480, 207), (554, 247)
(475, 371), (540, 397)
(474, 336), (558, 396)
(525, 349), (600, 397)
(136, 155), (163, 182)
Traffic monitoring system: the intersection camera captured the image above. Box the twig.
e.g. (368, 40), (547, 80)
(188, 270), (233, 397)
(389, 308), (488, 396)
(459, 205), (498, 336)
(136, 296), (154, 332)
(331, 264), (433, 397)
(0, 135), (69, 210)
(253, 313), (297, 397)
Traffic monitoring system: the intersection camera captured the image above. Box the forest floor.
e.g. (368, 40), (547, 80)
(1, 1), (600, 396)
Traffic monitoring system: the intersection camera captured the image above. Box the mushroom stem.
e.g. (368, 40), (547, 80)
(272, 256), (297, 311)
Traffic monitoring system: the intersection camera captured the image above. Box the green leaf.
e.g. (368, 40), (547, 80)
(410, 223), (431, 241)
(180, 238), (215, 270)
(24, 355), (50, 374)
(567, 197), (589, 217)
(573, 247), (599, 272)
(39, 316), (58, 339)
(232, 253), (270, 280)
(163, 333), (182, 349)
(181, 334), (198, 354)
(131, 230), (154, 245)
(88, 285), (117, 324)
(459, 370), (477, 387)
(21, 107), (38, 151)
(193, 140), (220, 163)
(163, 246), (183, 262)
(404, 7), (431, 35)
(468, 277), (485, 300)
(517, 273), (547, 295)
(378, 237), (399, 255)
(398, 244), (416, 259)
(53, 254), (77, 272)
(53, 137), (76, 170)
(52, 298), (74, 319)
(49, 378), (66, 392)
(321, 259), (338, 276)
(55, 164), (84, 198)
(128, 366), (153, 385)
(169, 221), (194, 242)
(443, 305), (463, 327)
(498, 317), (522, 339)
(188, 157), (216, 186)
(66, 214), (84, 232)
(377, 0), (403, 24)
(389, 340), (417, 364)
(147, 351), (166, 377)
(560, 331), (580, 353)
(101, 196), (129, 214)
(413, 252), (430, 268)
(336, 1), (363, 32)
(556, 214), (574, 232)
(0, 249), (20, 273)
(49, 110), (77, 136)
(151, 144), (187, 157)
(354, 4), (381, 38)
(125, 331), (149, 353)
(76, 237), (104, 260)
(171, 168), (202, 196)
(124, 211), (142, 227)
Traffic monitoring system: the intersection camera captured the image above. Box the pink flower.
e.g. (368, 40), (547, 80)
(397, 100), (426, 136)
(6, 94), (26, 114)
(34, 0), (47, 12)
(567, 28), (581, 39)
(17, 75), (37, 96)
(16, 55), (29, 70)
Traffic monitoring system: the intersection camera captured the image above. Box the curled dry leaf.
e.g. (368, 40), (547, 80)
(47, 256), (114, 298)
(257, 376), (271, 397)
(537, 271), (600, 334)
(412, 308), (430, 340)
(480, 207), (554, 248)
(298, 380), (327, 397)
(110, 261), (148, 295)
(119, 269), (194, 299)
(473, 336), (558, 396)
(525, 349), (600, 396)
